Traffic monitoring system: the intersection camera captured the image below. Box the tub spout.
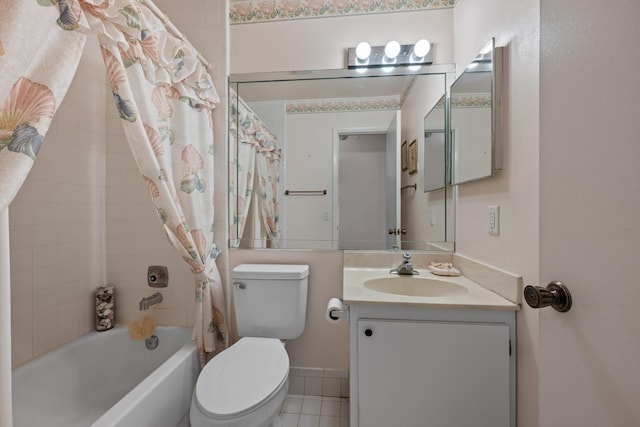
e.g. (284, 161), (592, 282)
(139, 293), (163, 311)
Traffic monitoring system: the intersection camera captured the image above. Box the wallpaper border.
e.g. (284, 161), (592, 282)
(230, 0), (455, 25)
(286, 96), (401, 113)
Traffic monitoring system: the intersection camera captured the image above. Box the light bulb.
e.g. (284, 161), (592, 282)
(413, 39), (431, 58)
(384, 41), (401, 59)
(355, 42), (371, 61)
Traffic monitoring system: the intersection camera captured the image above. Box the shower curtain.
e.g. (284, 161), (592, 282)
(0, 1), (87, 212)
(1, 0), (228, 368)
(83, 0), (227, 363)
(1, 2), (89, 424)
(229, 90), (281, 248)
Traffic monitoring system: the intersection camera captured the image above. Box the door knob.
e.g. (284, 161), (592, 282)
(524, 281), (572, 312)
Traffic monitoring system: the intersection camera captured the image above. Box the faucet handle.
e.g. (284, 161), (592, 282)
(402, 253), (411, 261)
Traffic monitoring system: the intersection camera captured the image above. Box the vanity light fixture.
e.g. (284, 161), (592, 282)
(355, 42), (372, 61)
(413, 39), (431, 59)
(347, 39), (433, 69)
(384, 40), (401, 60)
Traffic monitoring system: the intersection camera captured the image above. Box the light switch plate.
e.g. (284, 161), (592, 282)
(488, 205), (500, 235)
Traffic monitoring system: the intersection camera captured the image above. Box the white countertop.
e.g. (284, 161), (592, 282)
(343, 267), (519, 311)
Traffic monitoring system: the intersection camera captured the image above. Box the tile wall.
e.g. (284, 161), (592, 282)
(9, 37), (108, 366)
(104, 101), (197, 328)
(9, 1), (231, 367)
(104, 0), (230, 331)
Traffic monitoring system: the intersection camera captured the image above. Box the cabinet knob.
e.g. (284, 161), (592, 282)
(364, 328), (373, 337)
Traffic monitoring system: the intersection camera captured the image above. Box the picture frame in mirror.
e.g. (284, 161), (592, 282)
(408, 139), (418, 174)
(401, 140), (408, 171)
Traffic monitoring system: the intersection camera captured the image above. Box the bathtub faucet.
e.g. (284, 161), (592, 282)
(139, 293), (163, 311)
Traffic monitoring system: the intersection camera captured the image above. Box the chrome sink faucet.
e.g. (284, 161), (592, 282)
(139, 293), (163, 311)
(390, 253), (419, 275)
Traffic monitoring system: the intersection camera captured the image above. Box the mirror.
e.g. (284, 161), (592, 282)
(449, 38), (502, 184)
(423, 95), (446, 192)
(229, 66), (454, 251)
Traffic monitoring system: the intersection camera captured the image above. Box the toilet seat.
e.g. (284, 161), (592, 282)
(195, 337), (289, 419)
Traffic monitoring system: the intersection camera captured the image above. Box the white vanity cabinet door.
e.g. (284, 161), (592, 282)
(357, 319), (510, 427)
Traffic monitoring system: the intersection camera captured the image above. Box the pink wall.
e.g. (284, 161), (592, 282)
(400, 74), (451, 247)
(231, 9), (454, 73)
(230, 8), (455, 370)
(453, 1), (540, 426)
(229, 249), (348, 369)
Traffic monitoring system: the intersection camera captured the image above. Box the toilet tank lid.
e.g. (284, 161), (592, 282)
(233, 264), (309, 280)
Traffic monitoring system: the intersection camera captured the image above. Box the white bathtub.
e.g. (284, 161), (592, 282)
(12, 326), (199, 427)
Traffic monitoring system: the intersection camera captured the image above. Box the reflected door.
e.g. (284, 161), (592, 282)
(385, 112), (401, 250)
(337, 133), (387, 250)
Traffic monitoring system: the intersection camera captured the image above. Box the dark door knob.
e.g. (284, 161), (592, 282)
(524, 281), (572, 312)
(364, 328), (373, 337)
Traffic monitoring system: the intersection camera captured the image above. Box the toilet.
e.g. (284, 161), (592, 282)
(190, 264), (309, 427)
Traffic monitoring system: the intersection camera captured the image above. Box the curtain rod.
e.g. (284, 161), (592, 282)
(140, 0), (211, 71)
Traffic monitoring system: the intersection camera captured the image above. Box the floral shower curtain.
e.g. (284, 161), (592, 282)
(1, 0), (227, 364)
(0, 1), (87, 212)
(229, 89), (256, 247)
(229, 89), (280, 248)
(254, 133), (280, 247)
(80, 0), (227, 362)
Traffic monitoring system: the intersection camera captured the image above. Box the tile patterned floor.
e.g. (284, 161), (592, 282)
(280, 395), (349, 427)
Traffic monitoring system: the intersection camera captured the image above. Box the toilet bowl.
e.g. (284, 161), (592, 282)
(190, 337), (289, 427)
(190, 264), (309, 427)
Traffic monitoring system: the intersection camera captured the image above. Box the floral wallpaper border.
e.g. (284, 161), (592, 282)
(451, 93), (492, 108)
(286, 96), (401, 113)
(230, 0), (456, 24)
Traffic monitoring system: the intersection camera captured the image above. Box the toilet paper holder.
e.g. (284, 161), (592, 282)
(326, 298), (349, 323)
(329, 307), (347, 320)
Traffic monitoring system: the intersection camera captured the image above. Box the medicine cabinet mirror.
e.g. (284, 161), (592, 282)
(423, 94), (446, 192)
(449, 38), (503, 184)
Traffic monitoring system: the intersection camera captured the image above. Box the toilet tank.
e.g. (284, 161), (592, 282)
(232, 264), (309, 340)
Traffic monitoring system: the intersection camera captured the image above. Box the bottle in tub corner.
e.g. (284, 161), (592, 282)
(96, 286), (115, 331)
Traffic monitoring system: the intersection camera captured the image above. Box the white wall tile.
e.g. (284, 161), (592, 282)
(10, 271), (33, 296)
(33, 307), (59, 357)
(322, 378), (341, 398)
(8, 35), (107, 366)
(10, 248), (32, 273)
(11, 339), (33, 368)
(11, 293), (32, 320)
(300, 367), (324, 378)
(304, 377), (324, 396)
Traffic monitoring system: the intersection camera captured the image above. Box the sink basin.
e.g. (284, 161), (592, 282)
(363, 276), (468, 297)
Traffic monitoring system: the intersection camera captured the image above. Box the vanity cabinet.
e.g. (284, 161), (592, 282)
(349, 304), (516, 427)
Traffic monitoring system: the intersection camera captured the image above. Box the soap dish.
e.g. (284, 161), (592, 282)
(428, 262), (461, 277)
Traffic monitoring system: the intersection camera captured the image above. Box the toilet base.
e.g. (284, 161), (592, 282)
(271, 414), (284, 427)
